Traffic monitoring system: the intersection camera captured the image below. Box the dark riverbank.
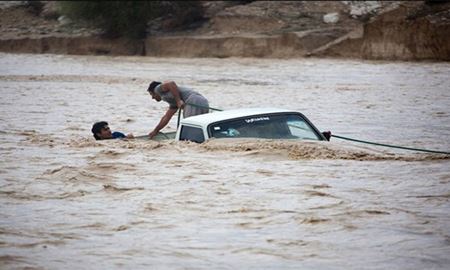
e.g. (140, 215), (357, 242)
(0, 1), (449, 60)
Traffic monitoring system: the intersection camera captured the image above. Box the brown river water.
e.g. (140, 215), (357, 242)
(0, 53), (449, 269)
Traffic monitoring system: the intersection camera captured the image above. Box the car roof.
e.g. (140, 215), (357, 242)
(180, 107), (299, 126)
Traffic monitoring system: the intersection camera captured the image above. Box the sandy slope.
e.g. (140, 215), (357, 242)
(0, 1), (449, 60)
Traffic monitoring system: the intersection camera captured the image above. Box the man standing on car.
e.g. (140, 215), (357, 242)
(146, 81), (209, 139)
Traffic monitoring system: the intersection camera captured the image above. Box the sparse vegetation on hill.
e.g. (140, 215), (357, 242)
(58, 1), (204, 38)
(0, 1), (449, 60)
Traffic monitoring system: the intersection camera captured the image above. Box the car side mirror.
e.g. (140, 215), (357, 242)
(322, 131), (331, 141)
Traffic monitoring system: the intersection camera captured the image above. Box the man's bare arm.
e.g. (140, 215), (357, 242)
(149, 107), (177, 138)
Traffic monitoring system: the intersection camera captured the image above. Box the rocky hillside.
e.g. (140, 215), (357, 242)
(0, 1), (449, 61)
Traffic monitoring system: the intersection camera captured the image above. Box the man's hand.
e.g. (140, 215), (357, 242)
(148, 130), (158, 139)
(126, 133), (134, 139)
(149, 108), (177, 139)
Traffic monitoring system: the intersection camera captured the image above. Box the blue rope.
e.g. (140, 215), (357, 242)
(185, 102), (223, 112)
(331, 134), (450, 155)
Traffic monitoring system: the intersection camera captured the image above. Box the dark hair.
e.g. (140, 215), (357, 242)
(147, 81), (161, 93)
(91, 121), (108, 140)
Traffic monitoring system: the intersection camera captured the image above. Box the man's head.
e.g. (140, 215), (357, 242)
(91, 121), (112, 140)
(147, 81), (162, 102)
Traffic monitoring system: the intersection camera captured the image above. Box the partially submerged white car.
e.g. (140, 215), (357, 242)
(157, 108), (329, 143)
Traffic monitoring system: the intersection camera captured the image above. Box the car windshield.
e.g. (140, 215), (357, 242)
(208, 113), (322, 140)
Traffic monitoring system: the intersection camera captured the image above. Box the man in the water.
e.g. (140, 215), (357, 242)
(91, 121), (133, 140)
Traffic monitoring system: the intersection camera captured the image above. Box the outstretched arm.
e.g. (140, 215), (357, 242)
(149, 107), (178, 139)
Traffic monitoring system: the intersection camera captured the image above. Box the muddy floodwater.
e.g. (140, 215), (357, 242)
(0, 53), (449, 269)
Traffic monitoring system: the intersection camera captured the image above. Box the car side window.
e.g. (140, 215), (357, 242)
(209, 113), (322, 140)
(287, 117), (320, 140)
(179, 126), (205, 143)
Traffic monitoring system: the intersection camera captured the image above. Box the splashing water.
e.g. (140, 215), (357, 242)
(1, 53), (450, 269)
